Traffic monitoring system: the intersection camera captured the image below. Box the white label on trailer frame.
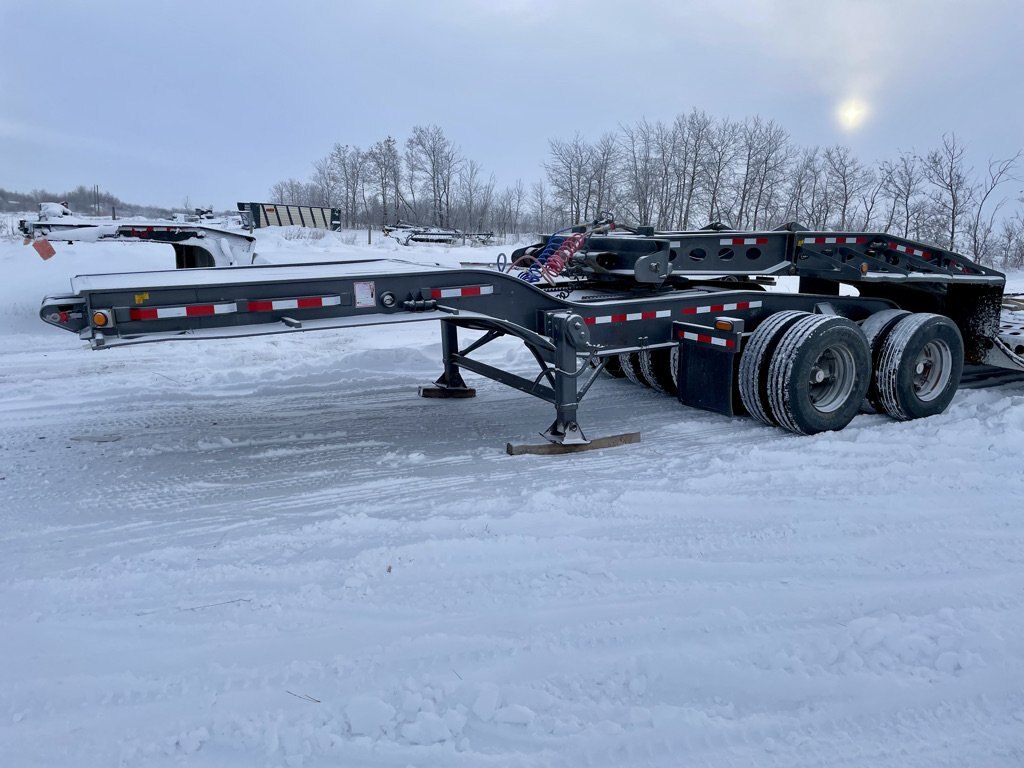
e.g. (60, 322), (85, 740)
(354, 281), (376, 308)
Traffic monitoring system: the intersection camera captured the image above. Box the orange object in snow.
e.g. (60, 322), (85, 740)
(32, 239), (56, 260)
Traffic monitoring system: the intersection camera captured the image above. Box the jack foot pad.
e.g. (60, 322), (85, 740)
(418, 386), (477, 399)
(506, 432), (641, 456)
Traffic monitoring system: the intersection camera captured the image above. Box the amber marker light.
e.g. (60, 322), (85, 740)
(714, 319), (735, 332)
(92, 311), (110, 327)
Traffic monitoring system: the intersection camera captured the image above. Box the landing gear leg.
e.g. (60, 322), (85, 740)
(543, 318), (588, 445)
(418, 319), (477, 398)
(507, 314), (640, 455)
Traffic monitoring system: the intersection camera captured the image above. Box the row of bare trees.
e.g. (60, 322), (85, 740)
(270, 116), (1024, 268)
(271, 125), (507, 235)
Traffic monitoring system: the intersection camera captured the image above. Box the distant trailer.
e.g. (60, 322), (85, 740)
(237, 202), (342, 231)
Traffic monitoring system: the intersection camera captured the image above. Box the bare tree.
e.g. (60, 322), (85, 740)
(367, 137), (401, 226)
(546, 133), (594, 224)
(996, 212), (1024, 269)
(269, 178), (314, 205)
(310, 154), (338, 207)
(880, 152), (926, 238)
(510, 179), (526, 234)
(703, 118), (742, 225)
(589, 133), (620, 221)
(967, 151), (1020, 264)
(456, 159), (494, 231)
(530, 179), (551, 233)
(922, 133), (974, 251)
(619, 120), (657, 225)
(406, 125), (461, 227)
(823, 145), (871, 230)
(677, 110), (713, 229)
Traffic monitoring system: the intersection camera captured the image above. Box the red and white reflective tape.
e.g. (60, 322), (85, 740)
(130, 294), (342, 321)
(801, 236), (866, 245)
(678, 331), (736, 348)
(129, 302), (238, 321)
(430, 285), (494, 299)
(681, 300), (762, 316)
(247, 295), (341, 312)
(583, 309), (672, 326)
(890, 242), (932, 260)
(720, 237), (768, 245)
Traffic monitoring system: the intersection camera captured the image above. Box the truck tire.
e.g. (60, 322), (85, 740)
(602, 355), (626, 378)
(766, 314), (871, 435)
(640, 348), (677, 394)
(738, 310), (809, 426)
(618, 352), (649, 387)
(875, 313), (963, 421)
(858, 309), (910, 413)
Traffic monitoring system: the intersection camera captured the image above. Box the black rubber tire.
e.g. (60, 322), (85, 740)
(618, 352), (649, 387)
(639, 348), (677, 394)
(738, 310), (810, 426)
(602, 355), (626, 378)
(765, 314), (871, 435)
(858, 309), (910, 413)
(875, 313), (964, 421)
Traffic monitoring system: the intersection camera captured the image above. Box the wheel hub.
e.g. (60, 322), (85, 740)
(913, 339), (953, 402)
(808, 345), (857, 413)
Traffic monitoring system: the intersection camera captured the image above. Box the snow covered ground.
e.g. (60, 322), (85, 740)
(2, 224), (1023, 767)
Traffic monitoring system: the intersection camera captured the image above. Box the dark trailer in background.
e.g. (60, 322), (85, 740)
(237, 202), (342, 231)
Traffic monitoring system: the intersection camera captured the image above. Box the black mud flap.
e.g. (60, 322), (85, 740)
(674, 319), (745, 416)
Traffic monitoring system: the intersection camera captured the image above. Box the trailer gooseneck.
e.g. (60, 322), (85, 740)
(38, 220), (1024, 451)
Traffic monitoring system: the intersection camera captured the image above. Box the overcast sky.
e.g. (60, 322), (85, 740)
(2, 0), (1022, 210)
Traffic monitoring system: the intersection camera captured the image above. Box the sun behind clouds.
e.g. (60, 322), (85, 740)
(836, 97), (870, 131)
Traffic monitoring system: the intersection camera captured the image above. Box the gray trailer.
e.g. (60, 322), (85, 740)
(38, 220), (1024, 451)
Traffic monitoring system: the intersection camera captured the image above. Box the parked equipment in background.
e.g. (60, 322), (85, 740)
(237, 202), (342, 231)
(38, 218), (1024, 451)
(383, 221), (495, 246)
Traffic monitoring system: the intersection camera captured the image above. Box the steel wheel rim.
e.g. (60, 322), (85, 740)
(808, 344), (857, 413)
(913, 339), (953, 402)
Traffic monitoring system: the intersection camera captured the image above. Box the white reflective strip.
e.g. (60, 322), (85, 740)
(895, 244), (925, 256)
(150, 302), (239, 319)
(591, 316), (613, 324)
(322, 295), (341, 306)
(655, 310), (671, 318)
(436, 286), (494, 298)
(625, 312), (643, 322)
(682, 332), (730, 347)
(274, 299), (299, 310)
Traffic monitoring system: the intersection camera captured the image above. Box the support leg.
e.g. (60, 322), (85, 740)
(541, 319), (588, 445)
(418, 319), (477, 398)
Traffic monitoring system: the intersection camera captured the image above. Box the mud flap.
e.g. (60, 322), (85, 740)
(674, 319), (745, 416)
